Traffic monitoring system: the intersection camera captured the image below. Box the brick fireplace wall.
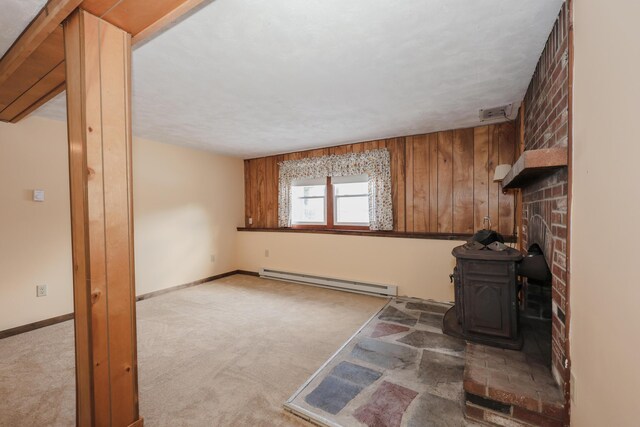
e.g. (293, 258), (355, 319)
(519, 2), (569, 387)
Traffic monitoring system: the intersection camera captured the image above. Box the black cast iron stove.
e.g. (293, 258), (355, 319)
(443, 230), (525, 349)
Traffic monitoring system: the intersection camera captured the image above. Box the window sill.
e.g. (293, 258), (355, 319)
(237, 227), (516, 242)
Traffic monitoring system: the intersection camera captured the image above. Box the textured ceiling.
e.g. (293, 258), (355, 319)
(0, 0), (48, 57)
(6, 0), (563, 158)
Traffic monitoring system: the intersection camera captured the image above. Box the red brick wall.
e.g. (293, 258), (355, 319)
(519, 2), (569, 387)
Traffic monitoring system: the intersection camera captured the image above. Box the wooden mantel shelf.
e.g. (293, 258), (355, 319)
(502, 147), (567, 189)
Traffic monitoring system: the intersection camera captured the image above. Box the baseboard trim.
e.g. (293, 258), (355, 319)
(0, 313), (74, 340)
(0, 270), (259, 340)
(136, 270), (240, 301)
(236, 270), (260, 277)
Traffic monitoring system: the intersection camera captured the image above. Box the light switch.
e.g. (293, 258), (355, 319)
(33, 189), (45, 202)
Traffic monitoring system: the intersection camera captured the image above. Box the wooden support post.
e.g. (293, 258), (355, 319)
(64, 9), (141, 427)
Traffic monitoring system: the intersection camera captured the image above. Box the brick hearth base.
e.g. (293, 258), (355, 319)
(463, 343), (565, 426)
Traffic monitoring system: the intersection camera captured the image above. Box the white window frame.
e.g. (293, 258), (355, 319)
(290, 177), (327, 226)
(332, 174), (370, 227)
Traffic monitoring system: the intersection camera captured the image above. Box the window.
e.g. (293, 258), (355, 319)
(278, 149), (392, 229)
(291, 178), (327, 225)
(291, 175), (369, 229)
(333, 175), (369, 225)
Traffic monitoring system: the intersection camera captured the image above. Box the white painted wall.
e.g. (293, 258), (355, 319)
(0, 116), (74, 331)
(0, 116), (244, 331)
(570, 0), (640, 424)
(133, 136), (245, 296)
(236, 231), (461, 302)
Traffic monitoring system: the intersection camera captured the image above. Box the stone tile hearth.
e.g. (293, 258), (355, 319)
(370, 323), (410, 338)
(305, 362), (382, 415)
(378, 305), (419, 326)
(398, 331), (466, 358)
(353, 381), (418, 427)
(285, 298), (471, 427)
(285, 297), (565, 427)
(351, 338), (418, 370)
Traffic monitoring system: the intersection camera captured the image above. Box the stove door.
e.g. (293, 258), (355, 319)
(461, 260), (518, 339)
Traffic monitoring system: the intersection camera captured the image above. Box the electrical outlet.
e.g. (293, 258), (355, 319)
(265, 249), (270, 258)
(36, 285), (47, 297)
(210, 254), (216, 263)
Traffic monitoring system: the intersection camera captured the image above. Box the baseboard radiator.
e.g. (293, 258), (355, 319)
(259, 268), (397, 297)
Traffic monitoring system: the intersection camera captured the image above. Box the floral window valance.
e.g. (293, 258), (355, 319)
(278, 149), (393, 230)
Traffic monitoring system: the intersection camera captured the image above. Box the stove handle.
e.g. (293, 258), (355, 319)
(449, 266), (459, 284)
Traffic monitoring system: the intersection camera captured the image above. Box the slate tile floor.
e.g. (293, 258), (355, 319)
(285, 298), (480, 427)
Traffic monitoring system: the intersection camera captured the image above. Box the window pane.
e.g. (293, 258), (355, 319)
(336, 195), (369, 224)
(292, 184), (325, 198)
(334, 181), (368, 196)
(292, 197), (325, 223)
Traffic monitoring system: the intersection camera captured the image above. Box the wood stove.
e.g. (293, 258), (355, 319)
(443, 241), (524, 349)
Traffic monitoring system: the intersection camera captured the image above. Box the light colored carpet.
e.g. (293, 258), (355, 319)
(0, 274), (387, 426)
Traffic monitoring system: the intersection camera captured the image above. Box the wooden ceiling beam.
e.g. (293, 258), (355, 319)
(0, 0), (83, 87)
(7, 81), (66, 124)
(131, 0), (207, 46)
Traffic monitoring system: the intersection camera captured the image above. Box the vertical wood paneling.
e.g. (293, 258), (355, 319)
(244, 124), (517, 236)
(313, 148), (330, 157)
(363, 140), (380, 152)
(288, 152), (304, 160)
(331, 145), (349, 156)
(498, 122), (516, 236)
(351, 143), (364, 153)
(254, 158), (266, 227)
(405, 137), (415, 232)
(453, 128), (475, 233)
(272, 155), (284, 228)
(428, 134), (439, 232)
(387, 139), (399, 231)
(248, 159), (259, 226)
(247, 159), (255, 225)
(386, 137), (406, 232)
(244, 159), (251, 227)
(396, 138), (406, 232)
(264, 157), (276, 228)
(437, 131), (453, 233)
(488, 125), (500, 231)
(412, 135), (431, 232)
(473, 126), (489, 231)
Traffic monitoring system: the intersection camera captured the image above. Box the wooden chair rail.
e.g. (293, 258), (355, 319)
(237, 227), (517, 243)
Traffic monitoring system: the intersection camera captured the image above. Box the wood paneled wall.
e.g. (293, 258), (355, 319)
(244, 122), (517, 236)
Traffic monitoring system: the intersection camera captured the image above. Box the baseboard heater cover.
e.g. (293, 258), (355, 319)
(259, 268), (397, 297)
